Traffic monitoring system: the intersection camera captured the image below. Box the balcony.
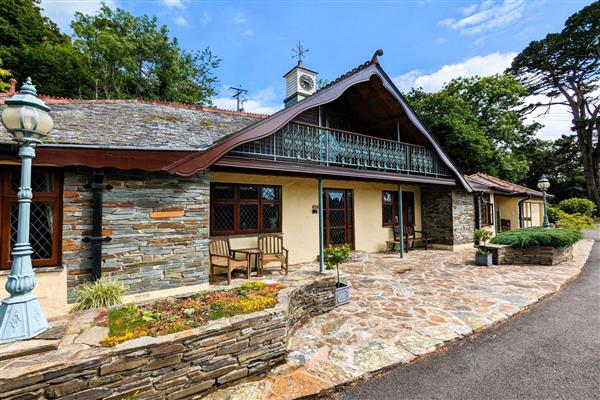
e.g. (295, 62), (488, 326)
(231, 122), (452, 177)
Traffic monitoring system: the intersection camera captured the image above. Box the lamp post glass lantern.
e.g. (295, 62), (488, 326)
(0, 78), (52, 343)
(537, 175), (551, 228)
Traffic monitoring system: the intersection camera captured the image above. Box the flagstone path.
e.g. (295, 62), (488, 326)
(205, 239), (594, 400)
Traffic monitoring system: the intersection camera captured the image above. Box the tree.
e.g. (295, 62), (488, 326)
(405, 74), (539, 182)
(0, 0), (92, 96)
(508, 1), (600, 209)
(0, 59), (11, 92)
(520, 135), (587, 202)
(71, 6), (220, 104)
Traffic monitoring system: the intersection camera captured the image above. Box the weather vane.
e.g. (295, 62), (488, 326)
(292, 41), (309, 66)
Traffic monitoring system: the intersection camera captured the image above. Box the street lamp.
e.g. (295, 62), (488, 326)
(537, 175), (551, 228)
(0, 78), (53, 343)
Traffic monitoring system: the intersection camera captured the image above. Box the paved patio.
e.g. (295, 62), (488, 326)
(206, 239), (594, 400)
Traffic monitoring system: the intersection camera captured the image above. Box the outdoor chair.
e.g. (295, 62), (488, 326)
(209, 238), (250, 285)
(386, 226), (408, 252)
(404, 224), (432, 250)
(258, 234), (289, 274)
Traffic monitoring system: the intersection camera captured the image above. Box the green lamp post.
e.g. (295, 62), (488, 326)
(0, 78), (53, 343)
(537, 175), (551, 228)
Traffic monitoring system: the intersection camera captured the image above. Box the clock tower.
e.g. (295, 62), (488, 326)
(283, 42), (318, 108)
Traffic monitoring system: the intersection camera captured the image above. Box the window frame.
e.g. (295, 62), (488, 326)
(0, 168), (63, 270)
(210, 183), (282, 236)
(382, 190), (415, 227)
(480, 194), (494, 227)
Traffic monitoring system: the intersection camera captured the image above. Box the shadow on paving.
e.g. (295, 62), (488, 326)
(335, 228), (600, 400)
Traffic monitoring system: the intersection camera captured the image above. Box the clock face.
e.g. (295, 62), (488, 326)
(299, 74), (314, 91)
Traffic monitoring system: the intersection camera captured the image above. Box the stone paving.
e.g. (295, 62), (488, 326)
(205, 240), (594, 400)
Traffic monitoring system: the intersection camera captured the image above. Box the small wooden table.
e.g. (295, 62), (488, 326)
(233, 248), (263, 276)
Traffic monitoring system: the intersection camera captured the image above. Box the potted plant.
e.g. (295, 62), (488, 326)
(324, 244), (351, 306)
(474, 229), (494, 266)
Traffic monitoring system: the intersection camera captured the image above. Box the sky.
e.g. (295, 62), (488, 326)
(39, 0), (593, 140)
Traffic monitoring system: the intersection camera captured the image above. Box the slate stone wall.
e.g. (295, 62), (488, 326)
(491, 245), (574, 266)
(62, 168), (210, 302)
(0, 278), (336, 400)
(421, 186), (474, 247)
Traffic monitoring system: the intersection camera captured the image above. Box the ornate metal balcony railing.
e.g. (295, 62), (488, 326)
(231, 122), (452, 177)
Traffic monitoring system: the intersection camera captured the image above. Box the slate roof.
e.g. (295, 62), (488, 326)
(467, 173), (550, 198)
(0, 98), (266, 151)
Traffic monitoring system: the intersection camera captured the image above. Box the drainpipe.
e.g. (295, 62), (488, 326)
(518, 195), (531, 229)
(82, 170), (112, 281)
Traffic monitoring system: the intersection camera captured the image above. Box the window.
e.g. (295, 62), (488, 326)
(480, 193), (494, 226)
(210, 183), (282, 236)
(0, 168), (62, 269)
(382, 191), (415, 227)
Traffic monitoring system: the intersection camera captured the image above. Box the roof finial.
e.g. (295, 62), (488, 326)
(292, 41), (309, 67)
(371, 49), (384, 65)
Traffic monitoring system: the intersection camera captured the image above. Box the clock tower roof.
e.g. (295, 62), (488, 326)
(282, 64), (318, 78)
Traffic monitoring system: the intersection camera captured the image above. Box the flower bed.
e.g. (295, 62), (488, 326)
(100, 282), (286, 346)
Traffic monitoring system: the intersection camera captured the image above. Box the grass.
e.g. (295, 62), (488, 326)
(490, 227), (583, 249)
(71, 278), (125, 312)
(99, 282), (286, 346)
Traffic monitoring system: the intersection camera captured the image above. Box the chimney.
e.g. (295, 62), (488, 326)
(7, 78), (17, 95)
(6, 78), (17, 96)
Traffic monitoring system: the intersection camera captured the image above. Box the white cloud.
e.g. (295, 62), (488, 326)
(163, 0), (184, 9)
(232, 12), (246, 24)
(393, 52), (517, 93)
(393, 52), (572, 139)
(212, 87), (282, 115)
(173, 16), (188, 26)
(39, 0), (115, 29)
(241, 29), (254, 37)
(200, 12), (211, 25)
(439, 0), (529, 35)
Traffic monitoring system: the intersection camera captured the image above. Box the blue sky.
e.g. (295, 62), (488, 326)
(40, 0), (593, 139)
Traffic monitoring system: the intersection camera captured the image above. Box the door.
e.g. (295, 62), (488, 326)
(323, 189), (354, 249)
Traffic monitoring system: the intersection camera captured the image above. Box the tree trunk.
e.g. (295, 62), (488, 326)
(576, 123), (600, 211)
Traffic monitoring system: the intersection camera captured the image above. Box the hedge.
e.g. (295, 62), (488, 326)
(490, 227), (583, 248)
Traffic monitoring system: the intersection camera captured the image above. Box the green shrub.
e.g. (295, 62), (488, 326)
(71, 278), (125, 312)
(557, 212), (595, 230)
(474, 229), (494, 255)
(547, 204), (561, 224)
(558, 197), (596, 217)
(324, 244), (350, 285)
(490, 227), (582, 248)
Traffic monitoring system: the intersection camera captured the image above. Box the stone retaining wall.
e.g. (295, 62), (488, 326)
(0, 278), (336, 400)
(62, 168), (210, 302)
(484, 244), (574, 266)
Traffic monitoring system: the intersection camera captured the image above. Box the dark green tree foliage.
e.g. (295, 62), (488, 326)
(0, 1), (220, 104)
(70, 6), (220, 104)
(520, 135), (587, 202)
(0, 0), (93, 97)
(508, 1), (600, 209)
(405, 74), (539, 182)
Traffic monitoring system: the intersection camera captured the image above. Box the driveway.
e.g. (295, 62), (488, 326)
(337, 228), (600, 400)
(206, 238), (594, 400)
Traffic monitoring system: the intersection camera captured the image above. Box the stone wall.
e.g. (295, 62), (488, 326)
(486, 244), (575, 266)
(62, 168), (210, 302)
(421, 186), (474, 247)
(0, 278), (336, 400)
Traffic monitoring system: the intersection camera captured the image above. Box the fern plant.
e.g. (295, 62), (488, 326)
(71, 278), (125, 312)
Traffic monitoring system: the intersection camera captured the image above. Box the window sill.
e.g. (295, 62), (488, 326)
(0, 266), (64, 276)
(210, 232), (282, 239)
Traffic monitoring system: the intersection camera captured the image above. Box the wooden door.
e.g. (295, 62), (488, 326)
(323, 189), (354, 249)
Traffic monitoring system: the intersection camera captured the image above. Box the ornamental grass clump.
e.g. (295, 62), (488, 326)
(98, 282), (286, 346)
(71, 278), (125, 312)
(490, 227), (582, 248)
